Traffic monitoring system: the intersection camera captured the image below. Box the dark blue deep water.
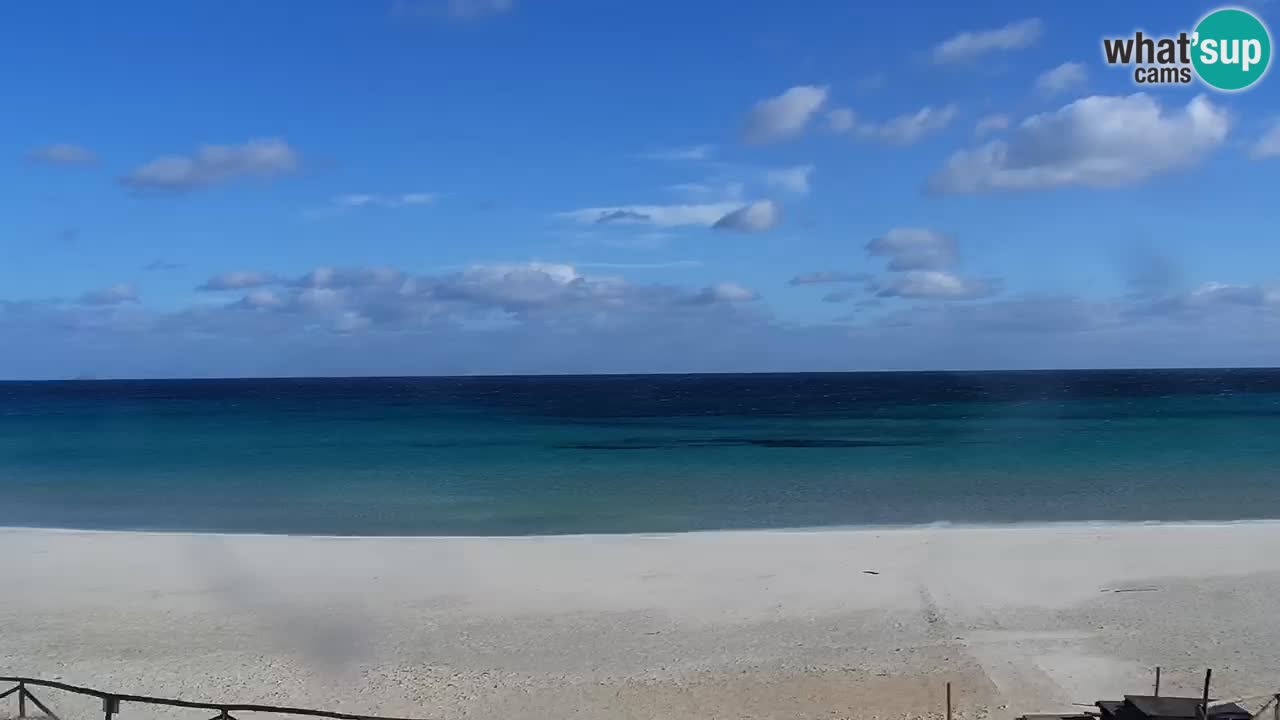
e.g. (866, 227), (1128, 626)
(2, 370), (1279, 535)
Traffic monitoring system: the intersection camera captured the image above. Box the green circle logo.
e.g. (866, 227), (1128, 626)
(1192, 7), (1272, 91)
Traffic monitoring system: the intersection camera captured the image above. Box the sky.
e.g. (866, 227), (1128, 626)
(3, 0), (1279, 378)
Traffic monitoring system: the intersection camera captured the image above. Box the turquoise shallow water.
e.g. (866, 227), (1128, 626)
(1, 370), (1278, 535)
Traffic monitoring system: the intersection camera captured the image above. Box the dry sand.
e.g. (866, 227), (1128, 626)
(2, 523), (1280, 720)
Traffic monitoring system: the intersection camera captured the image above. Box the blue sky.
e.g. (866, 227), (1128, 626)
(3, 0), (1279, 378)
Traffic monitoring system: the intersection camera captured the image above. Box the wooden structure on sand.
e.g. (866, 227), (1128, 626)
(1017, 669), (1279, 720)
(1095, 696), (1252, 720)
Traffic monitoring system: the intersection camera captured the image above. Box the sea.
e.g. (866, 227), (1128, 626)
(1, 370), (1279, 536)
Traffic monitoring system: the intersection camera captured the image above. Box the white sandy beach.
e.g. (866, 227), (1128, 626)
(2, 523), (1280, 720)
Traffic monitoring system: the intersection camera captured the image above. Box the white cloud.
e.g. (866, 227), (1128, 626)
(239, 289), (285, 309)
(430, 262), (628, 315)
(662, 179), (745, 202)
(866, 228), (958, 271)
(1129, 280), (1280, 318)
(1184, 282), (1280, 307)
(830, 103), (957, 144)
(203, 261), (761, 328)
(789, 271), (866, 286)
(296, 287), (344, 311)
(333, 311), (374, 334)
(26, 143), (97, 166)
(1250, 121), (1280, 159)
(858, 228), (999, 302)
(559, 202), (743, 228)
(928, 94), (1230, 194)
(873, 296), (1123, 338)
(1035, 62), (1087, 96)
(932, 18), (1043, 64)
(764, 165), (814, 195)
(742, 86), (829, 144)
(198, 267), (408, 311)
(693, 282), (759, 303)
(827, 108), (857, 132)
(458, 262), (606, 309)
(975, 114), (1010, 137)
(712, 200), (779, 232)
(295, 266), (405, 289)
(11, 264), (1280, 378)
(642, 145), (715, 161)
(663, 182), (713, 196)
(787, 230), (996, 304)
(121, 139), (300, 192)
(662, 164), (803, 204)
(576, 260), (703, 270)
(857, 105), (957, 145)
(79, 284), (138, 306)
(333, 192), (438, 208)
(198, 271), (278, 292)
(874, 271), (999, 300)
(461, 261), (580, 286)
(661, 182), (728, 203)
(398, 193), (438, 205)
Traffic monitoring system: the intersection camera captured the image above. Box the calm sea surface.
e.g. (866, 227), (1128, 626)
(2, 370), (1279, 535)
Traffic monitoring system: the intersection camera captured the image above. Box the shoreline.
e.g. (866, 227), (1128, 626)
(4, 516), (1280, 540)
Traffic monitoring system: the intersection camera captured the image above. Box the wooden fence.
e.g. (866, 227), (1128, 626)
(0, 677), (429, 720)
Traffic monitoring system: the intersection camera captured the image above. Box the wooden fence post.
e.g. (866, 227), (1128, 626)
(1199, 669), (1212, 720)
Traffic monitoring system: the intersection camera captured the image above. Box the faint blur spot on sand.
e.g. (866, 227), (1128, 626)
(184, 535), (376, 681)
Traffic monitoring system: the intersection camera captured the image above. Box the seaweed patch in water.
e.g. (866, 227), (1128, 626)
(741, 438), (929, 448)
(553, 443), (664, 450)
(554, 437), (931, 450)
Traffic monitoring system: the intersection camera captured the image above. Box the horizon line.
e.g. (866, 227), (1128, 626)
(4, 364), (1280, 383)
